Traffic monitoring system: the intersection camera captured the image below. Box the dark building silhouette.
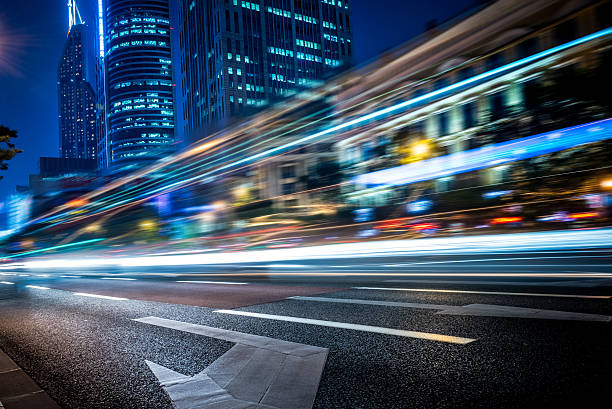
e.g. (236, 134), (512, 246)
(58, 22), (97, 160)
(172, 0), (353, 144)
(103, 0), (176, 169)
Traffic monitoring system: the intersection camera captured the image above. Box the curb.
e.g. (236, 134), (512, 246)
(0, 348), (61, 409)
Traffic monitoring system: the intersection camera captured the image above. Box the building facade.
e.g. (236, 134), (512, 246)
(103, 0), (175, 169)
(333, 0), (612, 212)
(172, 0), (353, 144)
(58, 23), (97, 160)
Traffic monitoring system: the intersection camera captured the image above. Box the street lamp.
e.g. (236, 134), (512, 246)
(601, 178), (612, 189)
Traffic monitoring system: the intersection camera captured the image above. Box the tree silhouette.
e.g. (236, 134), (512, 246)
(0, 126), (23, 180)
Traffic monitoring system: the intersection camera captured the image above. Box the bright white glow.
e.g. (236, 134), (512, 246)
(26, 285), (50, 290)
(0, 281), (15, 285)
(60, 275), (81, 278)
(98, 0), (105, 58)
(74, 292), (127, 301)
(176, 281), (247, 285)
(8, 228), (612, 271)
(100, 277), (136, 281)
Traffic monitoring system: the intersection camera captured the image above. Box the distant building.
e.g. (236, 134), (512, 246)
(102, 0), (176, 169)
(172, 0), (353, 144)
(58, 3), (98, 161)
(39, 157), (97, 178)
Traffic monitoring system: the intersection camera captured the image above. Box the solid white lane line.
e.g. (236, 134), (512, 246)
(384, 255), (612, 267)
(176, 280), (247, 285)
(0, 281), (15, 285)
(26, 285), (50, 290)
(214, 309), (476, 344)
(100, 277), (136, 281)
(354, 287), (610, 299)
(289, 296), (450, 310)
(73, 292), (128, 301)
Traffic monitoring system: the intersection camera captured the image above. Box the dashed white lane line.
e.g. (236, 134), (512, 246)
(0, 281), (15, 285)
(289, 296), (612, 322)
(60, 275), (82, 278)
(73, 292), (128, 301)
(25, 285), (50, 290)
(176, 280), (248, 285)
(289, 296), (450, 310)
(214, 309), (476, 344)
(100, 277), (136, 281)
(353, 287), (611, 299)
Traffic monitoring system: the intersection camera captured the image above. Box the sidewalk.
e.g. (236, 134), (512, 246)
(0, 349), (61, 409)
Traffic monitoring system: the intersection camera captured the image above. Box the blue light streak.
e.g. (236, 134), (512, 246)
(353, 118), (612, 187)
(28, 28), (612, 227)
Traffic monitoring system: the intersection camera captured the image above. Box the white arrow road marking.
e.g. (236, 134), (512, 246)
(134, 316), (328, 409)
(214, 310), (476, 344)
(290, 296), (612, 322)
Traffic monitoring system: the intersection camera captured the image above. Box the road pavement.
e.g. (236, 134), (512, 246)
(0, 249), (611, 408)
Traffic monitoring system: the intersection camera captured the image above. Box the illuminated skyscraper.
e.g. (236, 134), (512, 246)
(58, 1), (97, 160)
(103, 0), (175, 169)
(172, 0), (353, 144)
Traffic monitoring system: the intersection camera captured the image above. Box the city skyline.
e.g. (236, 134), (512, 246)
(0, 0), (481, 199)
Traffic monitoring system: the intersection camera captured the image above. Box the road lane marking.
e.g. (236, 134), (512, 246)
(436, 304), (612, 322)
(100, 277), (136, 281)
(60, 275), (81, 278)
(25, 285), (50, 290)
(383, 255), (612, 267)
(134, 316), (328, 409)
(289, 296), (450, 310)
(214, 309), (476, 344)
(0, 281), (15, 285)
(73, 292), (128, 301)
(354, 287), (611, 299)
(382, 279), (612, 287)
(175, 280), (247, 285)
(290, 296), (612, 322)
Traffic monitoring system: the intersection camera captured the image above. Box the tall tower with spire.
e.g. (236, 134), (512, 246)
(57, 0), (97, 160)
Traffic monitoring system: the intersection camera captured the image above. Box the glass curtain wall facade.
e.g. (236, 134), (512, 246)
(104, 0), (175, 169)
(58, 24), (97, 160)
(173, 0), (352, 143)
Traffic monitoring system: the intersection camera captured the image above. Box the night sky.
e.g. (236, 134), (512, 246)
(0, 0), (480, 200)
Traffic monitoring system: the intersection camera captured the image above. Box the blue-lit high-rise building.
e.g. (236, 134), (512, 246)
(102, 0), (175, 169)
(171, 0), (353, 144)
(58, 1), (97, 160)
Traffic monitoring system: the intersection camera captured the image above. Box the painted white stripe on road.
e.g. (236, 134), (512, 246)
(60, 275), (81, 278)
(289, 296), (450, 310)
(384, 255), (612, 267)
(0, 281), (15, 285)
(354, 287), (610, 299)
(176, 280), (247, 285)
(73, 292), (128, 301)
(100, 277), (136, 281)
(26, 285), (50, 290)
(214, 309), (476, 344)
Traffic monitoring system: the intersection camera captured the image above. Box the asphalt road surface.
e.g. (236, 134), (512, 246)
(1, 249), (611, 408)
